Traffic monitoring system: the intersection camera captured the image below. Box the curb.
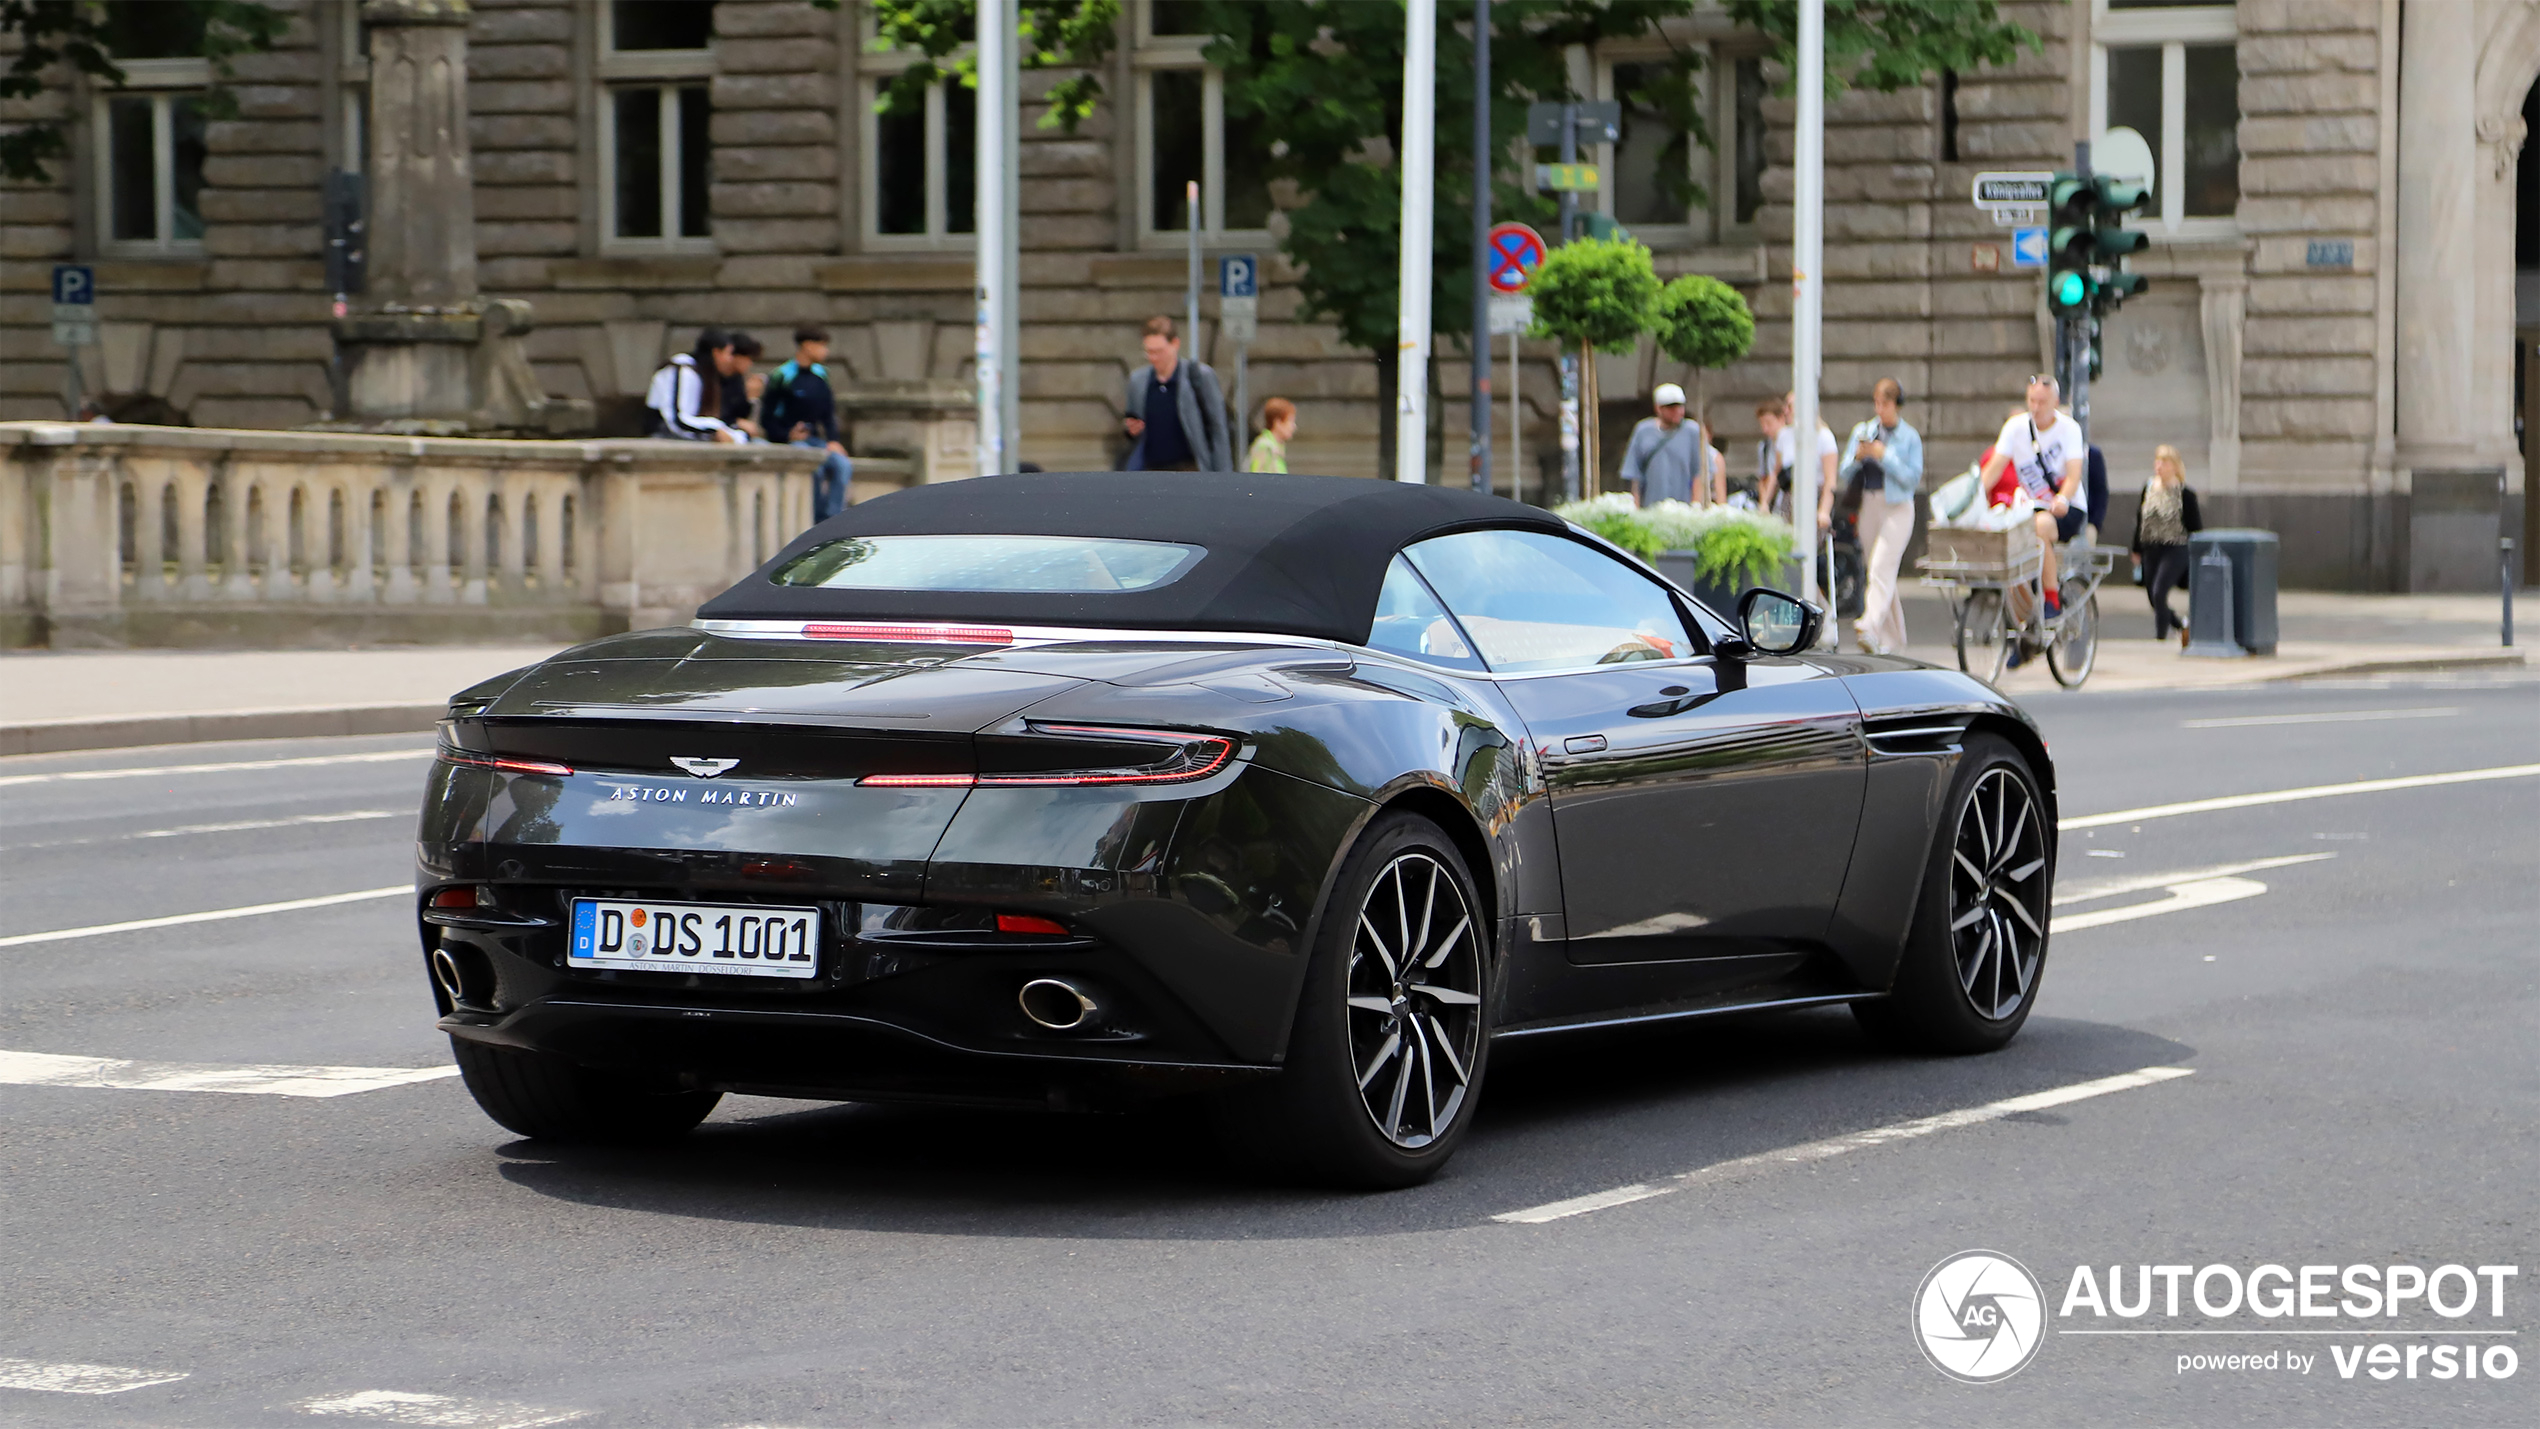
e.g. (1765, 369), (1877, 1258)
(0, 703), (444, 758)
(2262, 650), (2528, 682)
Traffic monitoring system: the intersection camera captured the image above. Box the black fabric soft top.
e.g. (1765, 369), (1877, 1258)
(696, 471), (1568, 645)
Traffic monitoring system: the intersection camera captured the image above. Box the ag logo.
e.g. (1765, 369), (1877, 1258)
(1913, 1250), (2045, 1383)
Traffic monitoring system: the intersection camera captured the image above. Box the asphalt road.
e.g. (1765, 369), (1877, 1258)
(2, 667), (2534, 1428)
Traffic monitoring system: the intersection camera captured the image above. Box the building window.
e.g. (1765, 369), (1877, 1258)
(1588, 46), (1764, 245)
(1135, 2), (1272, 242)
(94, 4), (210, 255)
(859, 8), (977, 247)
(2092, 1), (2238, 232)
(599, 0), (716, 251)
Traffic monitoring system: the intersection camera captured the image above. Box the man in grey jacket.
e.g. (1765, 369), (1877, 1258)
(1123, 315), (1233, 472)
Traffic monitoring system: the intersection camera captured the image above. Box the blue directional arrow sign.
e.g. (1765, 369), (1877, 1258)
(2010, 227), (2047, 269)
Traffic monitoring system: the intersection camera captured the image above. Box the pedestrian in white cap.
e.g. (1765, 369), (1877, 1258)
(1619, 381), (1721, 506)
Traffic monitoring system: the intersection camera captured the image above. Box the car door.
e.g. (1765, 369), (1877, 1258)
(1402, 530), (1866, 964)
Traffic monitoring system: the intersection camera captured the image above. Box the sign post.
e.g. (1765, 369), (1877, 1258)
(52, 265), (95, 418)
(1485, 222), (1544, 502)
(1527, 100), (1617, 503)
(1219, 254), (1258, 460)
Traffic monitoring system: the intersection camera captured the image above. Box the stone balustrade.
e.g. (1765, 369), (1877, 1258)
(0, 423), (904, 648)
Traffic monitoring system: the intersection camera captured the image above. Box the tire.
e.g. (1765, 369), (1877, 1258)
(449, 1037), (721, 1143)
(1227, 813), (1493, 1189)
(1854, 734), (2052, 1054)
(1954, 589), (2010, 683)
(2048, 585), (2098, 688)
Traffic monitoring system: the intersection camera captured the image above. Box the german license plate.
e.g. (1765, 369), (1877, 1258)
(568, 898), (820, 979)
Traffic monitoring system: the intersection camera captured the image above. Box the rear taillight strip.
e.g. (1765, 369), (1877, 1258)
(436, 744), (574, 777)
(858, 727), (1237, 789)
(800, 622), (1016, 645)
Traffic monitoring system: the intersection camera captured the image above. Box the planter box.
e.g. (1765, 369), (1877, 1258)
(1653, 551), (1803, 620)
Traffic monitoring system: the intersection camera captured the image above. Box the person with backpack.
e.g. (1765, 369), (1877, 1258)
(1121, 316), (1232, 472)
(1838, 377), (1924, 654)
(645, 329), (743, 442)
(761, 326), (856, 522)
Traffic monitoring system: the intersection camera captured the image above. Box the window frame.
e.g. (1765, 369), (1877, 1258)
(91, 57), (211, 257)
(1132, 2), (1272, 249)
(2089, 0), (2239, 238)
(597, 3), (717, 254)
(1397, 529), (1717, 679)
(1584, 40), (1764, 248)
(856, 20), (976, 250)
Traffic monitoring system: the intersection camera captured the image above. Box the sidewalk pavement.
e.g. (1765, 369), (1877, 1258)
(0, 645), (565, 756)
(0, 590), (2525, 757)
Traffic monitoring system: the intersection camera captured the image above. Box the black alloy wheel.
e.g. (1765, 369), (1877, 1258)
(1855, 733), (2051, 1053)
(1345, 850), (1486, 1150)
(1228, 812), (1492, 1188)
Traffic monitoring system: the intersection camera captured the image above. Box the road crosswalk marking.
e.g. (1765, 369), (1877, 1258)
(298, 1389), (586, 1426)
(1492, 1066), (2196, 1225)
(0, 885), (409, 949)
(0, 1357), (189, 1394)
(0, 1048), (455, 1098)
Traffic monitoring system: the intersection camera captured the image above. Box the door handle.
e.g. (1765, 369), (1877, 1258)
(1564, 735), (1608, 754)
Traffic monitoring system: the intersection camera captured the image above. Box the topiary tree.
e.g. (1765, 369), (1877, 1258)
(1527, 237), (1662, 491)
(1654, 274), (1755, 452)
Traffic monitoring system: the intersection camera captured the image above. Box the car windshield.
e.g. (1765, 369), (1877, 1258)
(1403, 529), (1695, 673)
(769, 535), (1205, 593)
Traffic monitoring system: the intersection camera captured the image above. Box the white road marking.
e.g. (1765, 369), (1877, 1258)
(0, 1358), (189, 1394)
(2052, 876), (2270, 933)
(2058, 763), (2540, 831)
(0, 747), (430, 789)
(2181, 706), (2458, 729)
(2054, 853), (2335, 907)
(299, 1389), (585, 1427)
(0, 885), (408, 949)
(0, 809), (400, 853)
(1493, 1066), (2195, 1225)
(0, 1048), (455, 1098)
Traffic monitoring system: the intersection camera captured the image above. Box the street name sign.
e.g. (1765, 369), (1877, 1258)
(1485, 222), (1546, 294)
(1972, 172), (2055, 209)
(1536, 163), (1600, 192)
(1526, 100), (1621, 147)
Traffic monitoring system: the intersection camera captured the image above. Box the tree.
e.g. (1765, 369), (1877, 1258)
(1526, 235), (1661, 489)
(1, 0), (288, 184)
(1653, 273), (1754, 442)
(840, 0), (1121, 132)
(1726, 0), (2035, 98)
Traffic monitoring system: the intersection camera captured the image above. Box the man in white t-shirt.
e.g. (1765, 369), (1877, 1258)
(1977, 374), (2088, 618)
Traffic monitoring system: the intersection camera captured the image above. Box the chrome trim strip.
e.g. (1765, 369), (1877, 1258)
(692, 618), (1349, 651)
(1490, 991), (1869, 1040)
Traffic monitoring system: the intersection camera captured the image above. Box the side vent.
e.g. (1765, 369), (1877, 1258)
(1864, 713), (1973, 757)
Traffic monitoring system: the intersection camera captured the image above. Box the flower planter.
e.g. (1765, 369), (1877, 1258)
(1653, 552), (1804, 620)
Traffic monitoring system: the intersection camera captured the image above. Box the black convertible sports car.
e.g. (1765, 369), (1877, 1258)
(418, 473), (2056, 1186)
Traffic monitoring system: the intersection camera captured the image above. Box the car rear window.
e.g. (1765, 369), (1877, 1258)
(770, 535), (1205, 593)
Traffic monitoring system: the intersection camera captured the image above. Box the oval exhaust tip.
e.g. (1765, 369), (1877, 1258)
(1018, 978), (1097, 1031)
(430, 946), (469, 1004)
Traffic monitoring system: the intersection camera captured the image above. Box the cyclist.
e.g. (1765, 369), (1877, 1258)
(1976, 374), (2088, 623)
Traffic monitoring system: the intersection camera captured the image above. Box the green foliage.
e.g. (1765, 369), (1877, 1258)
(1726, 0), (2037, 97)
(1199, 0), (1698, 358)
(1556, 494), (1797, 591)
(1526, 236), (1662, 355)
(1654, 274), (1754, 373)
(0, 0), (287, 183)
(842, 0), (1120, 133)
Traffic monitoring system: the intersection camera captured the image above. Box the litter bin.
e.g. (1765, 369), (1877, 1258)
(2187, 529), (2279, 656)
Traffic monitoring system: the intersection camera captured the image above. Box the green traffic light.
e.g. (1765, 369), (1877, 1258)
(2053, 271), (2086, 308)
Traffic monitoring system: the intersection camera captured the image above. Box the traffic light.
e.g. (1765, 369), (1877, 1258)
(322, 169), (366, 297)
(2047, 174), (2097, 317)
(2087, 174), (2150, 316)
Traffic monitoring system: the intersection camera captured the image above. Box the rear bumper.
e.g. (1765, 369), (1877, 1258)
(442, 998), (1277, 1108)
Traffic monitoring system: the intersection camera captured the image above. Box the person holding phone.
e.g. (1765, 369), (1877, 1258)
(1838, 377), (1923, 653)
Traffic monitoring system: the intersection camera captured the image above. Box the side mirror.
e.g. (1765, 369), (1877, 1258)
(1735, 587), (1819, 658)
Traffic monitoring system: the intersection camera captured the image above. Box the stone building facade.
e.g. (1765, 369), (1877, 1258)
(3, 0), (2534, 589)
